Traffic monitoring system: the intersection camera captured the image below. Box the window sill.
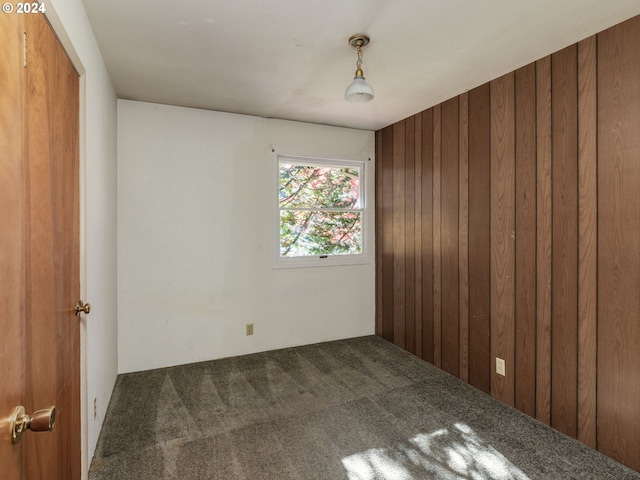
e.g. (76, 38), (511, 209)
(273, 254), (370, 269)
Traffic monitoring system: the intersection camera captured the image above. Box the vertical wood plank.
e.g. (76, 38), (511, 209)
(536, 55), (553, 425)
(404, 117), (416, 354)
(381, 126), (395, 342)
(421, 109), (435, 363)
(375, 130), (383, 337)
(551, 44), (579, 438)
(414, 113), (424, 358)
(459, 92), (470, 383)
(441, 97), (460, 376)
(597, 15), (640, 472)
(514, 63), (537, 417)
(393, 122), (406, 349)
(432, 104), (442, 368)
(468, 83), (492, 395)
(577, 34), (597, 449)
(490, 73), (516, 406)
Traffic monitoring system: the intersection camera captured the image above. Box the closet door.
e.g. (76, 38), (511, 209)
(0, 11), (81, 480)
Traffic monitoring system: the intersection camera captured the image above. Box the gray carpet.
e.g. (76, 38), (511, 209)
(89, 336), (640, 479)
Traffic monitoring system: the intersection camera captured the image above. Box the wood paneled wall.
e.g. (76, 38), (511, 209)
(375, 14), (640, 472)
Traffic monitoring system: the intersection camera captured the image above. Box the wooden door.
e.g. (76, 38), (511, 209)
(0, 11), (81, 480)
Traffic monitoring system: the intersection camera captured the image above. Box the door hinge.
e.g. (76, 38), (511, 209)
(23, 32), (27, 68)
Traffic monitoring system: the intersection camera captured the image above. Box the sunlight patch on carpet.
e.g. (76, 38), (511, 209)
(342, 423), (530, 480)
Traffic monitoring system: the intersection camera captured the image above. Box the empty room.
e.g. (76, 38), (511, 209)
(2, 1), (640, 479)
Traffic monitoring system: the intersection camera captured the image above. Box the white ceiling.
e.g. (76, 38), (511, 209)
(80, 0), (640, 131)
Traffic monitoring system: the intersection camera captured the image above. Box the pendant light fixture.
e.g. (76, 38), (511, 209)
(344, 34), (374, 103)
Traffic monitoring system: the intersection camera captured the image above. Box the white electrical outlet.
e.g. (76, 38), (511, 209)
(496, 357), (506, 376)
(246, 323), (254, 336)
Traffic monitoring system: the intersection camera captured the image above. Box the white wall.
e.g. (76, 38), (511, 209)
(47, 0), (118, 473)
(118, 100), (375, 374)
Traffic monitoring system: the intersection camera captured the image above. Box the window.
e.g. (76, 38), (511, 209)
(275, 155), (368, 267)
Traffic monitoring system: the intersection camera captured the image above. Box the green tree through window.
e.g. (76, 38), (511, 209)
(278, 158), (363, 258)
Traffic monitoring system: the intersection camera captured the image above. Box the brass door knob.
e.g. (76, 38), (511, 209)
(75, 300), (91, 315)
(10, 405), (56, 444)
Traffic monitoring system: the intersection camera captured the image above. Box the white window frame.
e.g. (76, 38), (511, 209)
(273, 153), (371, 269)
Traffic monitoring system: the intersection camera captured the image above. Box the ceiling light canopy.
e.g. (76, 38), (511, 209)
(345, 34), (374, 103)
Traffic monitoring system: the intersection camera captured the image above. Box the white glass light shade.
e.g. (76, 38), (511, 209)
(344, 76), (374, 102)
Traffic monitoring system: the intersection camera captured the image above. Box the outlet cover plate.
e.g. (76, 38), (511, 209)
(496, 357), (506, 376)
